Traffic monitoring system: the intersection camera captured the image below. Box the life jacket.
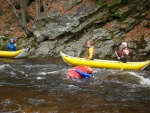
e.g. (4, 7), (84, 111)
(87, 46), (95, 59)
(118, 47), (130, 58)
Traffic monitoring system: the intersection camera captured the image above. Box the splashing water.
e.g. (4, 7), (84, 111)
(0, 58), (150, 112)
(129, 72), (150, 86)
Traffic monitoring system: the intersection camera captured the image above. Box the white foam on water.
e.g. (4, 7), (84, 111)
(0, 64), (11, 70)
(36, 77), (45, 80)
(38, 72), (47, 75)
(129, 72), (150, 86)
(68, 85), (82, 90)
(68, 85), (80, 88)
(37, 70), (61, 76)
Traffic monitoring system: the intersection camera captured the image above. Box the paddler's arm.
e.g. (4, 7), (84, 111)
(115, 51), (120, 59)
(75, 69), (93, 78)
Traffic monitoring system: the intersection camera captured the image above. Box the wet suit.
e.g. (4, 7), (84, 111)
(75, 69), (93, 78)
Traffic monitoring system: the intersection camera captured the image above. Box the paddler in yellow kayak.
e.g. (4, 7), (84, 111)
(7, 38), (17, 51)
(115, 42), (131, 63)
(86, 40), (95, 60)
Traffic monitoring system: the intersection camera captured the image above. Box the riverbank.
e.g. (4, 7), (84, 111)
(0, 0), (150, 60)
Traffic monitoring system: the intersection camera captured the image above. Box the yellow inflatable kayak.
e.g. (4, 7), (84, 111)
(60, 52), (150, 70)
(0, 48), (29, 58)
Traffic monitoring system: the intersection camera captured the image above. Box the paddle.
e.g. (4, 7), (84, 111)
(115, 51), (124, 70)
(115, 51), (122, 61)
(115, 51), (119, 59)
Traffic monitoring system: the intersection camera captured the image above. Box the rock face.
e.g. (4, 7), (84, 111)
(33, 0), (150, 60)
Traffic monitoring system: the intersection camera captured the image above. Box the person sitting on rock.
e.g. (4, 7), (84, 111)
(75, 67), (94, 78)
(86, 40), (95, 60)
(7, 38), (17, 51)
(115, 42), (130, 63)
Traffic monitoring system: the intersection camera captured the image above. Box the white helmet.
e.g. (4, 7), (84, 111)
(122, 42), (127, 47)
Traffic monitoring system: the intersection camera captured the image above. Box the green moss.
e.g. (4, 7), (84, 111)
(0, 40), (9, 50)
(72, 0), (79, 5)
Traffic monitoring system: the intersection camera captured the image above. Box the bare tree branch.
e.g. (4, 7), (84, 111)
(42, 0), (46, 11)
(36, 0), (41, 19)
(6, 0), (31, 37)
(46, 0), (52, 10)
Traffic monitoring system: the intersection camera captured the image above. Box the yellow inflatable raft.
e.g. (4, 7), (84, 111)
(0, 48), (29, 58)
(60, 52), (150, 70)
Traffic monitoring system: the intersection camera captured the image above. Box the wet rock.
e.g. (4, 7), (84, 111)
(113, 6), (134, 19)
(144, 37), (150, 43)
(123, 17), (138, 32)
(31, 0), (150, 59)
(128, 41), (137, 49)
(35, 40), (57, 56)
(144, 42), (150, 52)
(107, 0), (121, 9)
(64, 0), (82, 11)
(33, 0), (108, 43)
(89, 28), (111, 41)
(96, 40), (115, 58)
(33, 31), (44, 42)
(64, 40), (85, 57)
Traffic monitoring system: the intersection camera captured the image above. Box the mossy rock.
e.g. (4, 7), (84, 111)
(113, 6), (133, 19)
(17, 37), (37, 49)
(0, 40), (9, 50)
(107, 0), (122, 8)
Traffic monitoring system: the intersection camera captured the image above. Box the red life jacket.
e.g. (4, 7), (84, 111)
(118, 47), (131, 58)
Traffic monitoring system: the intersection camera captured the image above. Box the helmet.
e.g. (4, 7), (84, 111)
(87, 67), (93, 74)
(10, 38), (14, 41)
(122, 42), (127, 47)
(87, 41), (92, 45)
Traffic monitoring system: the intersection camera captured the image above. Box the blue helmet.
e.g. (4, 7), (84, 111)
(10, 38), (14, 41)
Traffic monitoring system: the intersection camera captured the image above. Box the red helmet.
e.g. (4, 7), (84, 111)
(87, 41), (92, 45)
(87, 67), (93, 74)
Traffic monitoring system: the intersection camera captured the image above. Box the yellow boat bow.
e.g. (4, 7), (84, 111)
(0, 48), (29, 58)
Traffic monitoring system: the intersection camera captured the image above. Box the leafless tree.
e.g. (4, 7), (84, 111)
(36, 0), (41, 19)
(19, 0), (29, 26)
(7, 0), (31, 36)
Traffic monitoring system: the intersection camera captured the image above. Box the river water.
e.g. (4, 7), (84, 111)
(0, 58), (150, 113)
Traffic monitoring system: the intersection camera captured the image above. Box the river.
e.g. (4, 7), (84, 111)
(0, 58), (150, 113)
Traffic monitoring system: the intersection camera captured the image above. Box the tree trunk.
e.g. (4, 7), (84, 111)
(7, 0), (31, 37)
(20, 0), (29, 26)
(36, 0), (41, 19)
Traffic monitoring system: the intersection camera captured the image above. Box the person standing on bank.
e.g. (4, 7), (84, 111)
(86, 40), (95, 60)
(7, 38), (17, 51)
(115, 42), (130, 63)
